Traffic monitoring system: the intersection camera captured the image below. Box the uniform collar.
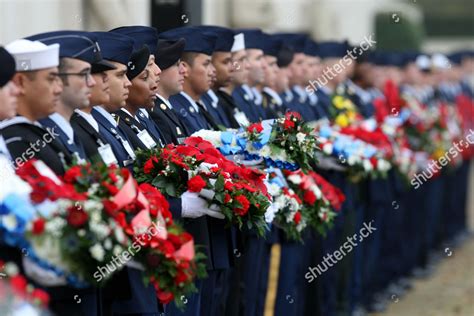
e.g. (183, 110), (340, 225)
(138, 108), (149, 119)
(0, 115), (42, 129)
(251, 87), (263, 105)
(263, 87), (283, 106)
(156, 93), (173, 109)
(241, 84), (254, 100)
(180, 91), (200, 113)
(93, 105), (117, 127)
(292, 85), (307, 102)
(206, 89), (219, 108)
(74, 109), (99, 132)
(48, 113), (74, 142)
(0, 135), (12, 161)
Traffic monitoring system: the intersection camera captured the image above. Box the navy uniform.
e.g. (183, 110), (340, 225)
(92, 31), (160, 316)
(2, 39), (73, 177)
(160, 27), (235, 316)
(148, 38), (190, 144)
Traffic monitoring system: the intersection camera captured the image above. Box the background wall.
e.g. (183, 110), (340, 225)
(0, 0), (472, 52)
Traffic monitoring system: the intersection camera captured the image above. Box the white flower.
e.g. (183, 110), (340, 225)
(90, 222), (111, 240)
(259, 145), (271, 158)
(265, 182), (281, 197)
(90, 244), (105, 262)
(198, 162), (218, 173)
(113, 245), (123, 257)
(322, 143), (333, 155)
(296, 219), (307, 232)
(103, 238), (113, 250)
(4, 262), (19, 276)
(84, 200), (102, 212)
(45, 217), (67, 237)
(296, 132), (306, 144)
(363, 159), (373, 171)
(347, 155), (357, 166)
(264, 203), (278, 223)
(311, 185), (323, 199)
(77, 229), (86, 237)
(87, 183), (100, 196)
(114, 227), (126, 244)
(377, 159), (391, 172)
(287, 174), (302, 185)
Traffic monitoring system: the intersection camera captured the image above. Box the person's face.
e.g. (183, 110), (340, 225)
(231, 50), (249, 85)
(288, 53), (306, 86)
(323, 57), (347, 85)
(304, 56), (318, 82)
(148, 54), (162, 86)
(263, 55), (278, 88)
(14, 67), (63, 120)
(89, 72), (110, 105)
(0, 81), (20, 120)
(246, 49), (265, 86)
(183, 53), (213, 95)
(128, 66), (158, 109)
(212, 51), (233, 88)
(275, 67), (290, 93)
(403, 63), (422, 85)
(60, 58), (95, 110)
(159, 60), (185, 96)
(104, 62), (131, 111)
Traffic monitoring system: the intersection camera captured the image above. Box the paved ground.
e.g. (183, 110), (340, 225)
(371, 161), (474, 316)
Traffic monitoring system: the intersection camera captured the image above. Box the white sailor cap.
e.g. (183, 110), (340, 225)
(415, 54), (431, 71)
(5, 39), (59, 71)
(431, 53), (451, 70)
(231, 33), (245, 53)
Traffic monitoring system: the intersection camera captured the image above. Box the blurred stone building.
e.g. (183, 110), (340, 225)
(0, 0), (473, 52)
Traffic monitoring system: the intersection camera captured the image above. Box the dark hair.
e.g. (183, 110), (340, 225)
(181, 52), (199, 67)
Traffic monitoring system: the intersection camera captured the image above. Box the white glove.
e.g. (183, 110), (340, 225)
(181, 191), (225, 219)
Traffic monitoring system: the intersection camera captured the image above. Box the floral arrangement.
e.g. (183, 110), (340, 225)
(134, 137), (271, 236)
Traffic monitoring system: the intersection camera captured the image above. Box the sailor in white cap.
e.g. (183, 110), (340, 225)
(1, 39), (72, 175)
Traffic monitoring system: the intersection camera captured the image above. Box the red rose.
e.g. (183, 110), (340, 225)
(248, 123), (263, 133)
(102, 181), (119, 195)
(174, 270), (189, 285)
(10, 275), (28, 295)
(66, 206), (88, 227)
(234, 195), (250, 216)
(303, 190), (317, 205)
(178, 260), (190, 270)
(283, 119), (295, 130)
(31, 288), (50, 307)
(103, 200), (119, 217)
(187, 175), (207, 193)
(157, 290), (174, 304)
(159, 240), (176, 258)
(32, 218), (45, 235)
(294, 211), (302, 225)
(143, 157), (158, 174)
(63, 166), (82, 183)
(224, 193), (232, 204)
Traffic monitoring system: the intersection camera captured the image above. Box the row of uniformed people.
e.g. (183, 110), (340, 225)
(1, 23), (472, 316)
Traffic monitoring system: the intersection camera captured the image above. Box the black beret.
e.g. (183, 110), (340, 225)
(0, 47), (16, 87)
(127, 45), (150, 80)
(155, 38), (185, 70)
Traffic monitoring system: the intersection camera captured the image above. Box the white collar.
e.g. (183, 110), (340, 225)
(75, 109), (99, 132)
(207, 90), (219, 108)
(292, 85), (307, 101)
(263, 87), (283, 106)
(0, 116), (42, 129)
(156, 93), (173, 109)
(93, 105), (117, 127)
(251, 87), (263, 105)
(283, 89), (294, 101)
(180, 91), (199, 112)
(48, 113), (74, 141)
(319, 85), (332, 95)
(138, 108), (149, 119)
(241, 84), (254, 99)
(0, 135), (12, 161)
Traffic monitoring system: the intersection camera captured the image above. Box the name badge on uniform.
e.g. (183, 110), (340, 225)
(177, 137), (186, 144)
(234, 111), (250, 127)
(122, 140), (136, 160)
(137, 129), (157, 149)
(98, 143), (118, 166)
